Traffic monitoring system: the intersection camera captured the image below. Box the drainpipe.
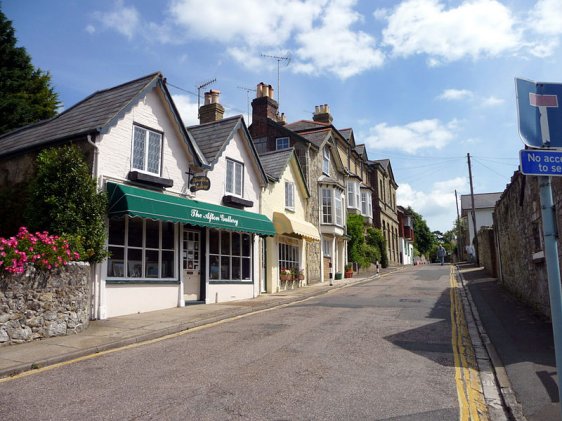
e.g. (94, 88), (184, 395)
(86, 134), (102, 320)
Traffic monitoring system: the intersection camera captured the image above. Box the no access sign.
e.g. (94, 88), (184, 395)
(520, 149), (562, 176)
(516, 78), (562, 148)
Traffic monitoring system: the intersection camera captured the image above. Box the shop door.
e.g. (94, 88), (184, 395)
(183, 229), (200, 301)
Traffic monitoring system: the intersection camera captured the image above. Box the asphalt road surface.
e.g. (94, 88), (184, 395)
(0, 265), (470, 420)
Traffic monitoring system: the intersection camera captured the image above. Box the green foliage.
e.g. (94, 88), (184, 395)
(347, 214), (370, 268)
(407, 206), (435, 256)
(366, 227), (388, 268)
(25, 145), (107, 263)
(0, 8), (59, 135)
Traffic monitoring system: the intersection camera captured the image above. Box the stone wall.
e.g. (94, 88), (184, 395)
(0, 263), (91, 345)
(476, 227), (497, 278)
(493, 171), (562, 318)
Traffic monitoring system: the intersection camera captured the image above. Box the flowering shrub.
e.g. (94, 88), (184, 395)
(0, 227), (80, 275)
(280, 268), (292, 276)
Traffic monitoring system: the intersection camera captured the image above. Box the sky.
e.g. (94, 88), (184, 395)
(3, 0), (562, 233)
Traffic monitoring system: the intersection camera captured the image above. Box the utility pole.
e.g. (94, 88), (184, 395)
(260, 53), (290, 111)
(467, 153), (479, 265)
(455, 189), (463, 261)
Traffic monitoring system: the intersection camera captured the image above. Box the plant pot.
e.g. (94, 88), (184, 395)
(280, 274), (290, 281)
(344, 271), (353, 278)
(298, 274), (305, 280)
(335, 272), (342, 280)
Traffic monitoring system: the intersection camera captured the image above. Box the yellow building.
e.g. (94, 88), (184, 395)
(259, 148), (320, 293)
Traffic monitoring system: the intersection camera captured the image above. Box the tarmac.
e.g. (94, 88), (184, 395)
(1, 263), (559, 421)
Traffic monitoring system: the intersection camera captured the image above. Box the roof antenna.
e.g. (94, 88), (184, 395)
(196, 78), (217, 117)
(260, 53), (290, 111)
(237, 86), (257, 123)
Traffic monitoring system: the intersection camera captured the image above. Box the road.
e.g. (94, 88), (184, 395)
(0, 265), (485, 420)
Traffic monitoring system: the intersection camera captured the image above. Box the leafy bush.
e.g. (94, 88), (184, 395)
(0, 227), (80, 274)
(366, 227), (388, 268)
(25, 145), (107, 263)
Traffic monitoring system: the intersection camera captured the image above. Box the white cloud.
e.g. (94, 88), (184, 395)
(381, 0), (521, 62)
(528, 0), (562, 36)
(481, 96), (505, 107)
(172, 94), (200, 127)
(85, 24), (96, 34)
(93, 1), (140, 40)
(398, 177), (467, 232)
(364, 119), (457, 153)
(438, 89), (473, 101)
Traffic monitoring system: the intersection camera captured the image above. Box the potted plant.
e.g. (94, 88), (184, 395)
(298, 269), (305, 280)
(344, 263), (353, 278)
(280, 268), (291, 281)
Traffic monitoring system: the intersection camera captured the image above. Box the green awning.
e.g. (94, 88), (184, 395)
(107, 182), (276, 237)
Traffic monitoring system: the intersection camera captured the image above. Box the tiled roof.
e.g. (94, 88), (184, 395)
(339, 128), (352, 142)
(355, 144), (366, 156)
(298, 128), (331, 147)
(0, 72), (161, 158)
(258, 148), (294, 181)
(186, 115), (242, 164)
(285, 120), (328, 132)
(460, 192), (502, 210)
(370, 159), (390, 170)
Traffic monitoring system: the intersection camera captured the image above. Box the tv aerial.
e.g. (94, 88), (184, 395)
(260, 53), (290, 110)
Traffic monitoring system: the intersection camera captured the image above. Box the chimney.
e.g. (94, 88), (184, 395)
(313, 104), (333, 124)
(199, 89), (224, 124)
(250, 82), (280, 137)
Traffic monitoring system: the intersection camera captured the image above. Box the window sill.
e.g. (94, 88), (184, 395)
(209, 280), (253, 284)
(223, 195), (253, 208)
(285, 207), (295, 213)
(128, 171), (173, 188)
(106, 279), (180, 285)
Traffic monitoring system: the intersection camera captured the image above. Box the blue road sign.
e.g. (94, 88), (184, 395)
(516, 78), (562, 148)
(520, 149), (562, 176)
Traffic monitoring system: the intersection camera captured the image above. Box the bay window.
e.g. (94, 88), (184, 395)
(322, 187), (344, 226)
(322, 188), (333, 224)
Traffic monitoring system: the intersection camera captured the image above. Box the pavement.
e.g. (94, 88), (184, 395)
(0, 268), (395, 380)
(457, 262), (561, 421)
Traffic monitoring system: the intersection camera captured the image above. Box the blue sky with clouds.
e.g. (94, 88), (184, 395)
(4, 0), (562, 233)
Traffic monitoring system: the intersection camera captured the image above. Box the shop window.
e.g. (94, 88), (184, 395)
(107, 217), (176, 280)
(209, 228), (252, 282)
(279, 240), (300, 272)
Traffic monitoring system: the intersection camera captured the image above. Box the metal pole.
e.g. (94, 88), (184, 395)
(538, 175), (562, 412)
(455, 189), (463, 261)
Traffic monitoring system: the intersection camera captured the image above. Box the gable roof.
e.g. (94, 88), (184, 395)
(187, 115), (268, 185)
(298, 128), (332, 148)
(259, 148), (294, 181)
(285, 120), (328, 132)
(460, 192), (502, 211)
(369, 159), (398, 187)
(0, 72), (206, 166)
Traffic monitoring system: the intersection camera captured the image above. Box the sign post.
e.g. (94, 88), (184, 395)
(517, 78), (562, 415)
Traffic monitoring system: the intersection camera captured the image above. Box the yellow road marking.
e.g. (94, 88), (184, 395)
(450, 266), (489, 421)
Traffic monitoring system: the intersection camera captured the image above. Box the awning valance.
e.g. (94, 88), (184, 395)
(107, 182), (276, 237)
(272, 212), (321, 242)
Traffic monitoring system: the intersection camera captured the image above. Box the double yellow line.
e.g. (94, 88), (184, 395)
(450, 266), (489, 421)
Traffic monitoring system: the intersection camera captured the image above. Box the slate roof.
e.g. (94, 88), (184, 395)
(460, 192), (502, 210)
(369, 159), (390, 171)
(0, 72), (163, 158)
(298, 128), (331, 147)
(339, 128), (352, 142)
(187, 115), (242, 164)
(285, 120), (328, 132)
(355, 144), (366, 156)
(258, 148), (294, 181)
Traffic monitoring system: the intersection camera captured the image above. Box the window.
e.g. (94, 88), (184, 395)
(285, 181), (295, 210)
(107, 217), (176, 280)
(368, 194), (373, 217)
(323, 239), (331, 257)
(347, 182), (355, 208)
(335, 192), (343, 226)
(322, 147), (330, 175)
(208, 229), (252, 281)
(322, 188), (333, 224)
(361, 192), (368, 215)
(276, 137), (290, 150)
(132, 125), (162, 175)
(279, 240), (299, 272)
(226, 159), (243, 197)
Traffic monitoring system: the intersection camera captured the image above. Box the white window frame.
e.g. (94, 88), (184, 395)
(276, 137), (290, 150)
(361, 191), (368, 215)
(107, 217), (176, 280)
(285, 181), (295, 211)
(322, 239), (331, 257)
(347, 181), (355, 208)
(335, 191), (343, 226)
(208, 229), (252, 282)
(322, 188), (333, 224)
(279, 238), (300, 272)
(322, 147), (330, 175)
(131, 125), (163, 176)
(226, 158), (244, 197)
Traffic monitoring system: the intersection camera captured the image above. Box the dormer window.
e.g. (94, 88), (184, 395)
(132, 125), (162, 175)
(226, 158), (243, 197)
(276, 137), (290, 150)
(322, 147), (330, 175)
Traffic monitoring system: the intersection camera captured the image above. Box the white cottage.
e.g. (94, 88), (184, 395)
(0, 73), (275, 319)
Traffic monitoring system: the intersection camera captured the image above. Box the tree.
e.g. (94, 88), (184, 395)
(0, 8), (59, 135)
(25, 145), (107, 263)
(347, 214), (370, 268)
(407, 206), (435, 256)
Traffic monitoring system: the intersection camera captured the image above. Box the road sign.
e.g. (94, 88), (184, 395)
(516, 78), (562, 148)
(520, 149), (562, 176)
